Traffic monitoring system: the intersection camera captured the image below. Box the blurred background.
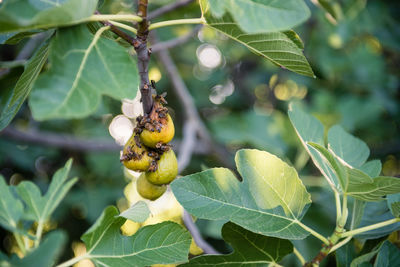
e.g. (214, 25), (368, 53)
(0, 0), (399, 265)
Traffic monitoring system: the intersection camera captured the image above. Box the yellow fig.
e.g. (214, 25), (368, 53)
(136, 174), (167, 200)
(140, 114), (175, 148)
(122, 133), (152, 172)
(145, 149), (178, 185)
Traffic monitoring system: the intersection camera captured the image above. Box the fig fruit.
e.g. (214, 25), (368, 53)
(121, 134), (152, 172)
(140, 113), (175, 148)
(136, 174), (167, 200)
(145, 149), (178, 185)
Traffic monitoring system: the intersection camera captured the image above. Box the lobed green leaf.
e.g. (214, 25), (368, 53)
(206, 0), (311, 33)
(0, 0), (98, 33)
(201, 1), (315, 77)
(181, 222), (293, 266)
(172, 149), (312, 240)
(29, 25), (139, 120)
(81, 206), (192, 266)
(16, 159), (77, 223)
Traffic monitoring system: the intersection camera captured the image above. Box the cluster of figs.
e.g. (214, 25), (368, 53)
(121, 94), (177, 200)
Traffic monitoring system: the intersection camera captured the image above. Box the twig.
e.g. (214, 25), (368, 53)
(136, 0), (153, 115)
(183, 210), (220, 255)
(151, 25), (202, 53)
(147, 0), (196, 20)
(0, 126), (210, 154)
(0, 126), (121, 152)
(177, 120), (198, 172)
(95, 10), (137, 46)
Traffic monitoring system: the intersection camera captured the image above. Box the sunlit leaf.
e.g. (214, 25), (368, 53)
(29, 25), (139, 120)
(80, 206), (191, 266)
(172, 149), (312, 240)
(0, 42), (49, 130)
(119, 201), (150, 223)
(206, 0), (310, 33)
(0, 0), (98, 33)
(200, 1), (314, 77)
(16, 159), (77, 222)
(181, 222), (293, 266)
(0, 175), (24, 232)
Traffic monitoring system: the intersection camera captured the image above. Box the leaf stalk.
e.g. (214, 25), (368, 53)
(340, 217), (400, 238)
(89, 14), (142, 22)
(108, 20), (138, 35)
(297, 221), (330, 245)
(149, 18), (205, 31)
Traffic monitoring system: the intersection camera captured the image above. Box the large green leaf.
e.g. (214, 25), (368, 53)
(29, 25), (138, 120)
(200, 1), (314, 77)
(206, 0), (310, 33)
(16, 159), (77, 223)
(0, 42), (49, 130)
(288, 104), (340, 190)
(0, 0), (98, 33)
(79, 206), (191, 266)
(0, 231), (66, 267)
(0, 175), (24, 232)
(328, 125), (370, 168)
(181, 222), (293, 266)
(374, 240), (400, 267)
(172, 149), (312, 240)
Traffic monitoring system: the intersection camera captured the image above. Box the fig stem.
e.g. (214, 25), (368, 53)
(136, 0), (154, 115)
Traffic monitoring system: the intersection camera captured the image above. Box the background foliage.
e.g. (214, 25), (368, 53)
(0, 0), (399, 266)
